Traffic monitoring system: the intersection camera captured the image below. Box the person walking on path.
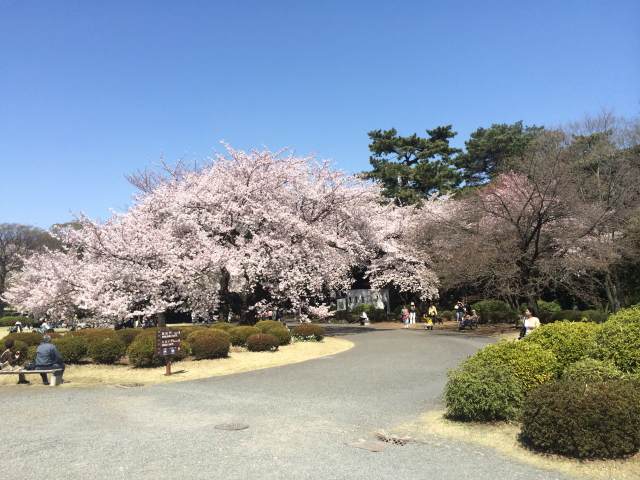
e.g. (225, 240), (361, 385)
(454, 300), (465, 326)
(401, 306), (409, 328)
(409, 302), (417, 326)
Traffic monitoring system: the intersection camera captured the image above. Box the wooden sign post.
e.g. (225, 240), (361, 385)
(156, 329), (181, 376)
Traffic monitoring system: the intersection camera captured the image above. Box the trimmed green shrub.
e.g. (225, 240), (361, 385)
(0, 316), (32, 327)
(127, 334), (159, 368)
(115, 328), (142, 347)
(26, 345), (37, 363)
(562, 359), (623, 382)
(72, 328), (117, 346)
(550, 309), (607, 323)
(210, 322), (234, 331)
(592, 305), (640, 372)
(445, 363), (524, 421)
(88, 337), (126, 364)
(520, 379), (640, 458)
(467, 340), (558, 393)
(471, 300), (518, 324)
(246, 333), (279, 352)
(292, 323), (325, 341)
(255, 320), (284, 332)
(229, 326), (261, 346)
(3, 331), (42, 347)
(53, 335), (89, 363)
(524, 321), (601, 372)
(263, 326), (291, 346)
(186, 329), (230, 359)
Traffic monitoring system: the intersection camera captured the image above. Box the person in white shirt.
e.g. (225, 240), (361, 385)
(523, 309), (541, 336)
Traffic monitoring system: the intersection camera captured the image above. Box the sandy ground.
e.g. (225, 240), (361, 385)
(396, 410), (640, 480)
(0, 337), (353, 388)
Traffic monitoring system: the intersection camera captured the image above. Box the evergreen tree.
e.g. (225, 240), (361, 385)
(363, 126), (461, 205)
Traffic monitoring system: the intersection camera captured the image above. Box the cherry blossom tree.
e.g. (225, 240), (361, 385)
(5, 146), (439, 322)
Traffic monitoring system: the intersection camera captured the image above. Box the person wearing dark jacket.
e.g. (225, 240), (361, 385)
(34, 335), (65, 385)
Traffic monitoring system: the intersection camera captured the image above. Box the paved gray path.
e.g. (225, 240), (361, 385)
(1, 329), (568, 480)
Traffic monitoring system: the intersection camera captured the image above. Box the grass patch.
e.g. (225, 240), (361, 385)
(397, 410), (640, 480)
(0, 337), (353, 388)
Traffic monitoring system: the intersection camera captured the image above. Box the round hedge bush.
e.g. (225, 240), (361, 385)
(471, 299), (518, 324)
(87, 337), (126, 364)
(255, 320), (284, 332)
(263, 326), (291, 346)
(0, 316), (32, 327)
(445, 362), (524, 421)
(520, 379), (640, 458)
(127, 334), (159, 368)
(592, 305), (640, 372)
(466, 340), (558, 393)
(186, 329), (230, 359)
(53, 335), (89, 363)
(562, 358), (623, 383)
(3, 331), (42, 347)
(72, 328), (117, 347)
(210, 322), (234, 332)
(229, 326), (261, 347)
(246, 333), (279, 352)
(126, 330), (190, 367)
(524, 321), (601, 371)
(292, 324), (325, 341)
(115, 328), (142, 347)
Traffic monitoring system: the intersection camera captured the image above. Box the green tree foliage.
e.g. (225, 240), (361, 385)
(363, 126), (461, 204)
(455, 121), (543, 185)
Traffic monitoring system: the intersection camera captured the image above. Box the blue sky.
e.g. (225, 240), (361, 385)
(1, 0), (638, 228)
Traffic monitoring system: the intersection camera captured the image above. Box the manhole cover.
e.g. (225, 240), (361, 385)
(214, 423), (249, 431)
(114, 383), (144, 389)
(375, 431), (415, 446)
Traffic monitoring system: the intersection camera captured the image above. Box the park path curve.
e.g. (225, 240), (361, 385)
(2, 328), (569, 480)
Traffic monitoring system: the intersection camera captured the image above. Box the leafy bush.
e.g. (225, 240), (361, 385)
(115, 328), (142, 347)
(520, 379), (640, 458)
(581, 310), (608, 323)
(72, 328), (117, 346)
(0, 316), (32, 327)
(210, 322), (234, 331)
(186, 329), (230, 359)
(292, 324), (325, 341)
(87, 337), (126, 364)
(550, 309), (608, 323)
(471, 300), (517, 324)
(562, 359), (623, 382)
(246, 333), (279, 352)
(592, 305), (640, 372)
(523, 321), (601, 371)
(3, 331), (42, 347)
(536, 300), (562, 323)
(445, 363), (524, 421)
(53, 335), (89, 363)
(467, 340), (558, 393)
(26, 345), (37, 363)
(263, 326), (291, 346)
(255, 320), (284, 332)
(440, 310), (454, 321)
(127, 334), (159, 368)
(229, 326), (261, 346)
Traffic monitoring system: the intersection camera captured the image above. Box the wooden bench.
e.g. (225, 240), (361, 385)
(0, 368), (64, 386)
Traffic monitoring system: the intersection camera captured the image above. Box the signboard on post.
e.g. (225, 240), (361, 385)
(156, 329), (181, 375)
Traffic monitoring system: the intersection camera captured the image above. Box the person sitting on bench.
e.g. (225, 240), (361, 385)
(0, 339), (21, 371)
(33, 335), (65, 385)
